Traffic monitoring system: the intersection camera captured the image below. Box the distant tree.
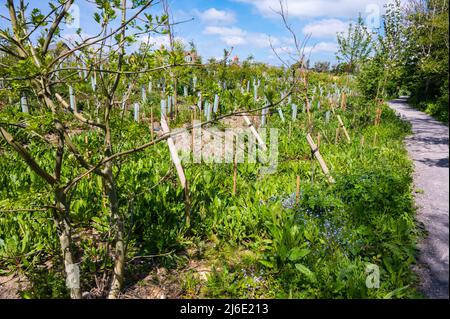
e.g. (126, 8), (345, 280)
(188, 40), (197, 53)
(313, 61), (331, 73)
(223, 49), (230, 66)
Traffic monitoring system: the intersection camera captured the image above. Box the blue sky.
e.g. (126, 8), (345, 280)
(1, 0), (393, 66)
(169, 0), (390, 65)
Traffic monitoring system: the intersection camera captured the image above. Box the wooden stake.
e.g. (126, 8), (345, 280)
(317, 133), (321, 148)
(243, 115), (267, 151)
(191, 110), (195, 158)
(335, 127), (340, 144)
(84, 135), (88, 144)
(340, 92), (347, 111)
(306, 133), (335, 183)
(337, 115), (351, 143)
(305, 97), (312, 125)
(150, 105), (154, 141)
(161, 116), (190, 225)
(375, 107), (382, 125)
(233, 147), (237, 195)
(295, 175), (300, 204)
(161, 116), (187, 189)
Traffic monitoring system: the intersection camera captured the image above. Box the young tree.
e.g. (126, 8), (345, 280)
(403, 0), (449, 113)
(0, 0), (168, 298)
(336, 14), (373, 74)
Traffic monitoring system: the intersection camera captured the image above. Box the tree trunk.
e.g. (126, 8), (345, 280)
(104, 164), (125, 299)
(55, 189), (81, 299)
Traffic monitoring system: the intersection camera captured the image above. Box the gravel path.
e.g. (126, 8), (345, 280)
(389, 98), (449, 299)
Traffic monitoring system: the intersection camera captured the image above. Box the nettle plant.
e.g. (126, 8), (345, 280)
(0, 0), (177, 299)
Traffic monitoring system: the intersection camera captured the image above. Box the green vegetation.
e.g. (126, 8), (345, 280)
(336, 0), (448, 122)
(0, 0), (430, 299)
(0, 71), (419, 298)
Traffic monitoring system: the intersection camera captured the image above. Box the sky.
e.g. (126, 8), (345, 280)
(0, 0), (395, 66)
(169, 0), (391, 65)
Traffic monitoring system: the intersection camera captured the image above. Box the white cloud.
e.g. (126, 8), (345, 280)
(252, 33), (279, 48)
(196, 8), (236, 24)
(234, 0), (391, 19)
(204, 26), (246, 46)
(224, 36), (247, 46)
(303, 41), (338, 53)
(302, 19), (348, 38)
(203, 26), (278, 48)
(204, 26), (246, 37)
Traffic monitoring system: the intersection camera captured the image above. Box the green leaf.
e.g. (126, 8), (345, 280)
(259, 259), (275, 268)
(93, 12), (101, 23)
(383, 285), (410, 299)
(295, 263), (317, 282)
(289, 247), (310, 261)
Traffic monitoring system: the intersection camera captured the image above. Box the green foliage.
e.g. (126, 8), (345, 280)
(0, 0), (421, 299)
(336, 14), (372, 73)
(355, 0), (448, 121)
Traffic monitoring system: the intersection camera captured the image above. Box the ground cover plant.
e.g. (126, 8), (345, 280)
(0, 0), (426, 299)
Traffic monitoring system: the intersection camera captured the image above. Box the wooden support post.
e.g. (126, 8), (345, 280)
(161, 116), (187, 188)
(161, 116), (190, 225)
(337, 115), (350, 143)
(84, 135), (88, 144)
(150, 105), (154, 141)
(242, 115), (267, 151)
(335, 127), (340, 144)
(306, 133), (335, 183)
(191, 110), (195, 159)
(305, 98), (312, 125)
(233, 147), (237, 195)
(295, 175), (300, 204)
(340, 92), (347, 111)
(375, 107), (382, 125)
